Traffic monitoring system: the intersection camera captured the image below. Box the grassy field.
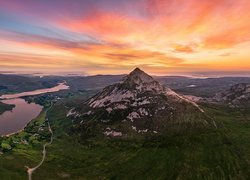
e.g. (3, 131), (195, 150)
(0, 101), (250, 179)
(0, 110), (51, 179)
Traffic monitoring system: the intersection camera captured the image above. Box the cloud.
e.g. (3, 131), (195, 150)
(203, 28), (250, 49)
(0, 30), (103, 51)
(172, 44), (197, 53)
(104, 50), (184, 65)
(0, 52), (77, 68)
(219, 52), (234, 57)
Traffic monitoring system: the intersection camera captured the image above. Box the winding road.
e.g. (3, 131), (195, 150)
(25, 105), (54, 180)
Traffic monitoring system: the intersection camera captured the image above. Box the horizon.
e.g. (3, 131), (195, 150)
(1, 69), (250, 79)
(0, 0), (250, 74)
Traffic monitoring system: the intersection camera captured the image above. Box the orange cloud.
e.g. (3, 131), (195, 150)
(172, 44), (197, 53)
(60, 12), (147, 39)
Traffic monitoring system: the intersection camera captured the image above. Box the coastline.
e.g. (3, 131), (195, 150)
(0, 108), (45, 137)
(0, 81), (69, 100)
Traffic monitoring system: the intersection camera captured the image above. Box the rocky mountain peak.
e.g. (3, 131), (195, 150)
(121, 68), (165, 93)
(123, 67), (154, 84)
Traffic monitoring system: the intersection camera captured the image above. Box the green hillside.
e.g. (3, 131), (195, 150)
(0, 100), (249, 179)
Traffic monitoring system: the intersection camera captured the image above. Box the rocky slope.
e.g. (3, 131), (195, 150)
(68, 68), (213, 138)
(214, 83), (250, 107)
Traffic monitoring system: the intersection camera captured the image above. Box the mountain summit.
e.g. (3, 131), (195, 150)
(122, 67), (165, 93)
(123, 67), (156, 85)
(69, 68), (213, 137)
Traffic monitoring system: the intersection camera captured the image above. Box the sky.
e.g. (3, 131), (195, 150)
(0, 0), (250, 75)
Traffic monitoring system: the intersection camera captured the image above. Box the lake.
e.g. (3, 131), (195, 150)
(0, 82), (69, 136)
(0, 82), (69, 99)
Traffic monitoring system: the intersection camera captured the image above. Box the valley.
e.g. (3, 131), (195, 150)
(0, 100), (249, 179)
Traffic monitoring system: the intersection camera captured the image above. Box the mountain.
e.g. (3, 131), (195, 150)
(68, 68), (213, 138)
(214, 83), (250, 107)
(66, 74), (124, 92)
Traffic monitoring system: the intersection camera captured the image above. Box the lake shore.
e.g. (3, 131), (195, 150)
(0, 82), (69, 136)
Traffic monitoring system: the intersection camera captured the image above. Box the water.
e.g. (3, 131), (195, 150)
(0, 99), (42, 136)
(0, 82), (69, 99)
(0, 82), (69, 136)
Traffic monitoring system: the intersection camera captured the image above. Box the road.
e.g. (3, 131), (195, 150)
(25, 105), (54, 180)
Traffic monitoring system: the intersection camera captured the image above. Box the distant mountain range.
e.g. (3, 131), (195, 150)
(0, 74), (62, 94)
(2, 72), (250, 97)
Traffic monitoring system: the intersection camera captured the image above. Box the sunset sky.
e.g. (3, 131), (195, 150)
(0, 0), (250, 75)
